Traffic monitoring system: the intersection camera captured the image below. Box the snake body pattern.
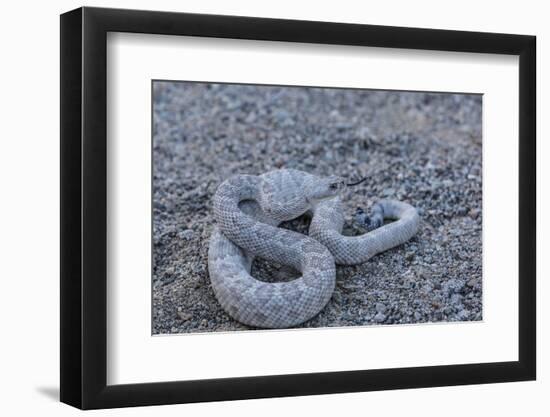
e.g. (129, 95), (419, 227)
(208, 169), (419, 328)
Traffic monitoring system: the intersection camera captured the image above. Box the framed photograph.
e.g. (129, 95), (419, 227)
(60, 6), (536, 409)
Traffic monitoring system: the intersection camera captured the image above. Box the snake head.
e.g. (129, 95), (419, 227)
(306, 175), (346, 202)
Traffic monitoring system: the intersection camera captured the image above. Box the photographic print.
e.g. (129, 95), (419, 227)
(60, 8), (535, 407)
(152, 81), (482, 334)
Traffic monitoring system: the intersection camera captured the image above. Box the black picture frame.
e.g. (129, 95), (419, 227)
(60, 6), (536, 410)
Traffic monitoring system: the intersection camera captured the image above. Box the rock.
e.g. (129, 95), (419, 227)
(468, 208), (481, 220)
(374, 312), (387, 323)
(179, 229), (195, 240)
(457, 206), (468, 216)
(382, 188), (395, 197)
(457, 309), (470, 320)
(177, 312), (192, 321)
(442, 279), (465, 297)
(450, 294), (462, 305)
(466, 278), (477, 287)
(375, 303), (387, 314)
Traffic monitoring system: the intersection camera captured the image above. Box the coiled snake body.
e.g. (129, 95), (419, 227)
(208, 169), (419, 328)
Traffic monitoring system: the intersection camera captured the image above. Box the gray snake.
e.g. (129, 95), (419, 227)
(208, 169), (419, 328)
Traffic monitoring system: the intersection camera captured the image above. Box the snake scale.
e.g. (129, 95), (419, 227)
(208, 169), (419, 328)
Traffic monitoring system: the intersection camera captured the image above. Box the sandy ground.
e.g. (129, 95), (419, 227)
(152, 81), (482, 334)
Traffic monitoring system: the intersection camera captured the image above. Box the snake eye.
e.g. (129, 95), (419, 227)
(329, 182), (339, 190)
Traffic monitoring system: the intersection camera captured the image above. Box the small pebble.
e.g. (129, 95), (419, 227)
(374, 312), (387, 323)
(179, 229), (195, 240)
(375, 303), (387, 314)
(177, 312), (192, 321)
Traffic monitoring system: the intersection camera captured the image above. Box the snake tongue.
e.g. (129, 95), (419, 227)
(347, 177), (366, 187)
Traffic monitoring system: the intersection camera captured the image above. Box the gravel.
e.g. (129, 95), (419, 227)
(152, 81), (483, 334)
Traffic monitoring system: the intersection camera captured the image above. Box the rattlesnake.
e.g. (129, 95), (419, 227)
(208, 169), (419, 328)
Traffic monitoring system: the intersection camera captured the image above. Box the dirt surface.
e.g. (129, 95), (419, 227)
(152, 81), (482, 334)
